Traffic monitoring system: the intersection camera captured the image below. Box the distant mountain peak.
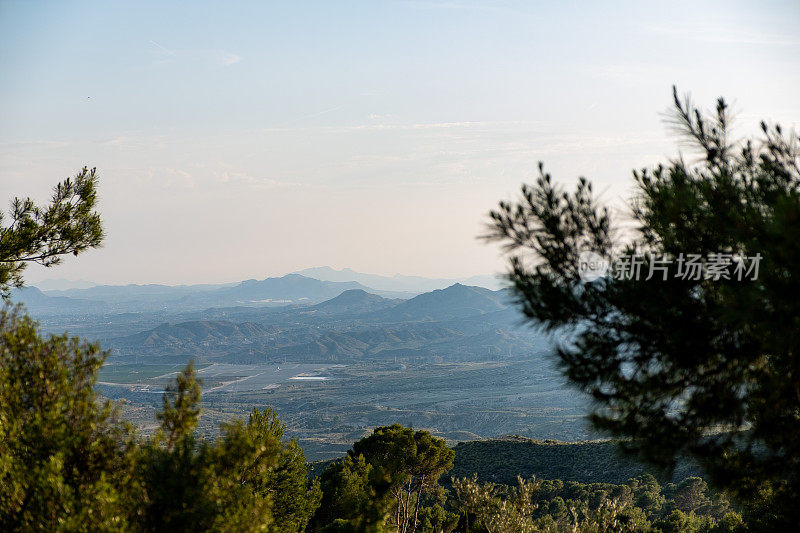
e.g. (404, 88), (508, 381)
(329, 288), (382, 301)
(311, 288), (394, 315)
(363, 282), (507, 322)
(294, 267), (504, 293)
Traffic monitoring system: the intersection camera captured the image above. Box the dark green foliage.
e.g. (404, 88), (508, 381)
(0, 308), (319, 532)
(269, 437), (323, 533)
(415, 503), (458, 533)
(0, 307), (135, 531)
(312, 454), (393, 532)
(629, 474), (666, 517)
(352, 424), (455, 533)
(312, 436), (742, 531)
(449, 438), (701, 486)
(452, 474), (540, 532)
(155, 360), (202, 450)
(134, 376), (321, 532)
(666, 477), (714, 516)
(486, 88), (800, 524)
(313, 424), (454, 533)
(652, 510), (716, 533)
(450, 471), (737, 532)
(0, 167), (104, 297)
(134, 397), (278, 531)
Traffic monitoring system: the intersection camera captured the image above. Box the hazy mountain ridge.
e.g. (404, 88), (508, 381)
(17, 274), (409, 314)
(217, 274), (369, 304)
(28, 278), (97, 291)
(295, 266), (507, 292)
(364, 283), (508, 323)
(18, 269), (506, 315)
(108, 282), (541, 364)
(9, 286), (108, 314)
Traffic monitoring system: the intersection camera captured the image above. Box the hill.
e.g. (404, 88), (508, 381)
(106, 283), (536, 364)
(311, 437), (702, 486)
(214, 274), (371, 304)
(368, 283), (508, 322)
(31, 278), (97, 291)
(47, 283), (211, 299)
(449, 437), (702, 486)
(115, 320), (277, 357)
(308, 289), (397, 315)
(9, 286), (106, 314)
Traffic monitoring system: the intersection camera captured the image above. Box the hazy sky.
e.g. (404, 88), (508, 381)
(1, 1), (798, 285)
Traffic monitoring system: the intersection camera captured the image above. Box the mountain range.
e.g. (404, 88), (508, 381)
(107, 282), (542, 364)
(14, 274), (408, 315)
(20, 267), (506, 316)
(294, 266), (506, 292)
(53, 271), (578, 457)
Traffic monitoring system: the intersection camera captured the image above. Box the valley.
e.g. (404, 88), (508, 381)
(15, 271), (593, 461)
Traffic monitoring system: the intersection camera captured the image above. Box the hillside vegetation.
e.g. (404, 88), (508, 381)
(449, 437), (701, 486)
(310, 436), (702, 486)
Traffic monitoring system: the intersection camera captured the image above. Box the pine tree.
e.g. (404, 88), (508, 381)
(486, 87), (800, 525)
(0, 167), (103, 297)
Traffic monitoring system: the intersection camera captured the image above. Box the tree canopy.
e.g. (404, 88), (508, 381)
(0, 167), (104, 297)
(486, 87), (800, 527)
(0, 307), (134, 530)
(0, 307), (321, 532)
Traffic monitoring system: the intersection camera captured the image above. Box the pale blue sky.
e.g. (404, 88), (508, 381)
(1, 1), (798, 284)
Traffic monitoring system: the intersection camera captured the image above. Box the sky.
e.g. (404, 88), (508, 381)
(1, 0), (798, 285)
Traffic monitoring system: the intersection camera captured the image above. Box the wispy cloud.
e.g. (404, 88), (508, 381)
(648, 26), (800, 47)
(146, 167), (195, 189)
(149, 40), (177, 66)
(278, 105), (346, 127)
(346, 120), (535, 132)
(584, 63), (677, 86)
(148, 41), (243, 67)
(412, 121), (479, 129)
(217, 171), (314, 191)
(217, 51), (243, 66)
(397, 0), (521, 13)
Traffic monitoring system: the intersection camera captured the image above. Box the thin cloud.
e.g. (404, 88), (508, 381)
(648, 26), (800, 47)
(217, 51), (243, 66)
(148, 40), (177, 66)
(397, 0), (522, 14)
(149, 40), (176, 55)
(279, 105), (346, 127)
(146, 167), (195, 189)
(148, 42), (243, 67)
(217, 171), (316, 191)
